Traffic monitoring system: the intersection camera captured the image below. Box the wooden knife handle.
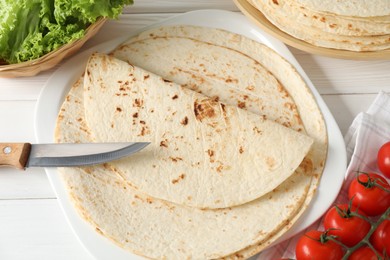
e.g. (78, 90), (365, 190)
(0, 143), (32, 170)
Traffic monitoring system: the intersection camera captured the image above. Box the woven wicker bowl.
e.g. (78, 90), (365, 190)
(0, 18), (106, 78)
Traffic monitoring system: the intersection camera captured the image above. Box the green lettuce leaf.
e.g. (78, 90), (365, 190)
(0, 0), (132, 64)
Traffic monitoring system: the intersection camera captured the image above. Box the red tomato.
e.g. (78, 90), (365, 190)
(371, 220), (390, 257)
(323, 204), (371, 247)
(378, 141), (390, 178)
(349, 246), (383, 260)
(295, 230), (344, 260)
(348, 172), (390, 216)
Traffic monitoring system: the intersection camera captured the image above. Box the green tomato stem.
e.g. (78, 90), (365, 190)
(342, 206), (390, 259)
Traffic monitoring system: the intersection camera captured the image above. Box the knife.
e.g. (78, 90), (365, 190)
(0, 142), (149, 169)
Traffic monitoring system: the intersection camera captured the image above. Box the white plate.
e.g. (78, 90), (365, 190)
(35, 10), (346, 259)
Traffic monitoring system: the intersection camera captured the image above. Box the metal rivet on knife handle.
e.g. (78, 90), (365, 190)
(0, 143), (32, 170)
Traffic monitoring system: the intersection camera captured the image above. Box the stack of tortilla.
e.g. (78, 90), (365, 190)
(55, 25), (327, 259)
(246, 0), (390, 51)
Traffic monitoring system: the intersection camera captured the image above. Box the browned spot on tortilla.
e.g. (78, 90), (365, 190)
(329, 24), (337, 28)
(163, 78), (172, 83)
(320, 17), (326, 22)
(239, 146), (244, 154)
(140, 120), (146, 125)
(139, 126), (150, 136)
(172, 94), (178, 100)
(79, 126), (91, 135)
(220, 103), (226, 113)
(146, 198), (153, 204)
(187, 196), (192, 201)
(181, 116), (188, 125)
(132, 112), (138, 118)
(300, 158), (314, 176)
(313, 15), (318, 19)
(272, 0), (278, 4)
(282, 122), (292, 128)
(133, 98), (143, 107)
(208, 149), (215, 157)
(117, 80), (123, 84)
(194, 98), (218, 121)
(160, 140), (168, 148)
(171, 173), (185, 184)
(170, 157), (183, 162)
(216, 164), (226, 173)
(253, 126), (262, 134)
(111, 123), (114, 128)
(237, 101), (246, 109)
(225, 77), (238, 84)
(116, 107), (122, 112)
(134, 194), (144, 201)
(144, 75), (150, 80)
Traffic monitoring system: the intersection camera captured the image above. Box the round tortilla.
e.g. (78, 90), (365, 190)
(55, 76), (312, 259)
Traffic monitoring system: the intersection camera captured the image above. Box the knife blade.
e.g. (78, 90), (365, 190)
(0, 142), (149, 169)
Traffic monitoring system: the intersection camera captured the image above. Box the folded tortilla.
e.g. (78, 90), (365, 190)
(56, 76), (313, 259)
(82, 53), (313, 209)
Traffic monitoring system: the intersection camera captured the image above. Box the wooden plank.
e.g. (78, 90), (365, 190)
(0, 101), (36, 142)
(291, 47), (390, 95)
(0, 101), (55, 199)
(0, 168), (54, 199)
(322, 93), (377, 135)
(0, 199), (93, 260)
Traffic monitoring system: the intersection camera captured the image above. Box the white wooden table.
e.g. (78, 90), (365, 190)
(1, 1), (390, 259)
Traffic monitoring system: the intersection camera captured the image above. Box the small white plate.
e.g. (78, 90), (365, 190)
(35, 10), (346, 259)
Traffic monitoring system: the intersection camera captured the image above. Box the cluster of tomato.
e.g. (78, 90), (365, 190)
(295, 142), (390, 260)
